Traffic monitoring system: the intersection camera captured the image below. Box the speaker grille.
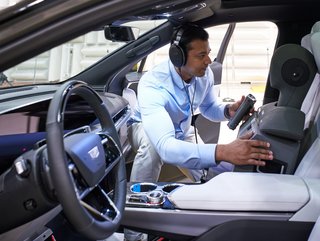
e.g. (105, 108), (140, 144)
(281, 58), (309, 87)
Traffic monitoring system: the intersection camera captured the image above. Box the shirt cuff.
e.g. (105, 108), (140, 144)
(198, 143), (219, 167)
(224, 104), (231, 120)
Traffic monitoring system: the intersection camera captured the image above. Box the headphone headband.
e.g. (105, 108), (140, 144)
(173, 27), (185, 46)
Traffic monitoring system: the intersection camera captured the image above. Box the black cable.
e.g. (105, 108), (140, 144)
(181, 75), (198, 143)
(181, 76), (207, 182)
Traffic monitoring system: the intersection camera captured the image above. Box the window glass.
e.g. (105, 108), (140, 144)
(0, 19), (166, 88)
(208, 22), (278, 107)
(209, 22), (278, 143)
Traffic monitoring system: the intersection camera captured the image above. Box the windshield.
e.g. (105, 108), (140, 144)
(0, 18), (166, 88)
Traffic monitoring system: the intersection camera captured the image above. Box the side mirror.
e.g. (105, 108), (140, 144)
(104, 25), (139, 42)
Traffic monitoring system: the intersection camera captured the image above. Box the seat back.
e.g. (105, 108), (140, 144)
(301, 21), (320, 129)
(235, 42), (317, 174)
(295, 111), (320, 178)
(292, 25), (320, 239)
(296, 21), (320, 166)
(257, 20), (320, 175)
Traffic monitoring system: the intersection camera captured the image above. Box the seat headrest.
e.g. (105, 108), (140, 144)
(311, 21), (320, 34)
(269, 44), (317, 109)
(301, 21), (320, 54)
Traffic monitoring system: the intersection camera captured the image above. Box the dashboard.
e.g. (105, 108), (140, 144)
(0, 85), (131, 174)
(0, 83), (131, 238)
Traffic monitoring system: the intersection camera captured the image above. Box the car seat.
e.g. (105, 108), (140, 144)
(165, 112), (320, 240)
(233, 41), (317, 174)
(294, 21), (320, 179)
(297, 21), (320, 164)
(300, 21), (320, 129)
(295, 110), (320, 179)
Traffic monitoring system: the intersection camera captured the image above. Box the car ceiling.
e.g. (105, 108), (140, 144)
(0, 0), (320, 72)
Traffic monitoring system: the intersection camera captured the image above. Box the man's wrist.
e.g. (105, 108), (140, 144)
(215, 144), (225, 165)
(224, 104), (231, 120)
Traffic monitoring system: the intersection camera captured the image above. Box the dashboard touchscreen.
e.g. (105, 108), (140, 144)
(0, 97), (97, 172)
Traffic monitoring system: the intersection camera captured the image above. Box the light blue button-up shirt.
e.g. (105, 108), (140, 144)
(130, 59), (228, 169)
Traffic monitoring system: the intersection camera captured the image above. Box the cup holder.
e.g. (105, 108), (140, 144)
(130, 182), (157, 193)
(162, 183), (184, 194)
(147, 190), (164, 204)
(127, 183), (185, 207)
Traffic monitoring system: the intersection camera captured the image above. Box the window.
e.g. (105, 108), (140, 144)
(0, 19), (166, 88)
(215, 22), (278, 108)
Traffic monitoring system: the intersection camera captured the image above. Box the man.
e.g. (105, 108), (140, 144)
(127, 23), (273, 183)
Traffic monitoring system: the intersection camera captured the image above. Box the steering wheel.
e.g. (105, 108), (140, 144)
(46, 80), (126, 240)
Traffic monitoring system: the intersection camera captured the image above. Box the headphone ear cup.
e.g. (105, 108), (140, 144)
(169, 44), (186, 68)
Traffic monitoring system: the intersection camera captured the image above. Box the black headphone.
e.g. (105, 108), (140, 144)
(169, 27), (187, 68)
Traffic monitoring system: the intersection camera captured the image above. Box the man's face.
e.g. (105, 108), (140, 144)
(182, 39), (212, 78)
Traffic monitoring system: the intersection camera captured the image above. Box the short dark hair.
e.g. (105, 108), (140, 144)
(171, 24), (209, 54)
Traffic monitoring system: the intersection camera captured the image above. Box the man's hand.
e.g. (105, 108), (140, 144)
(215, 132), (273, 166)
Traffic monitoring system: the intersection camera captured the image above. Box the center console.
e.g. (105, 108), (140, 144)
(122, 173), (317, 239)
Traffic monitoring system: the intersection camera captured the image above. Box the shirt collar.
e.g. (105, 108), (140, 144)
(169, 60), (195, 90)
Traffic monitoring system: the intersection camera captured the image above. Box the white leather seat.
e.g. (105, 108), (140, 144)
(301, 21), (320, 129)
(296, 21), (320, 171)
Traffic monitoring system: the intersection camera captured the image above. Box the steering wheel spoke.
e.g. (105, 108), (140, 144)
(80, 185), (121, 222)
(99, 132), (122, 175)
(67, 162), (92, 199)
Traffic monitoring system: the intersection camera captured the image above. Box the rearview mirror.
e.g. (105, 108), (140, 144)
(104, 25), (139, 42)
